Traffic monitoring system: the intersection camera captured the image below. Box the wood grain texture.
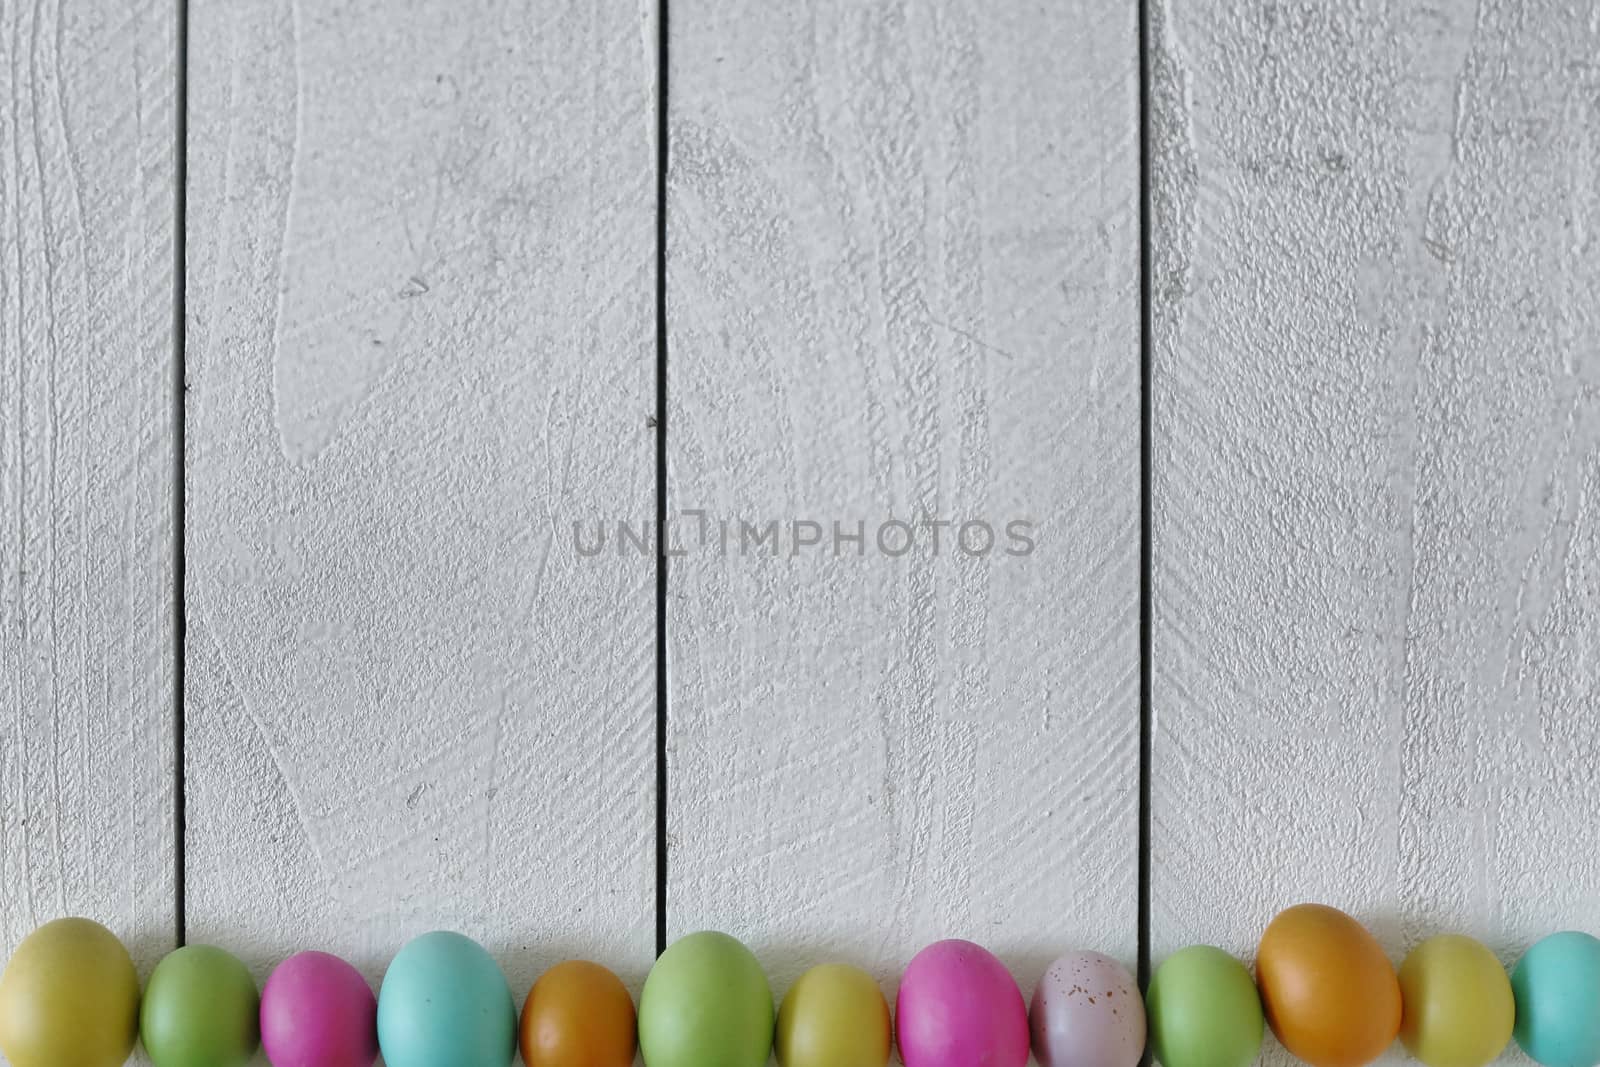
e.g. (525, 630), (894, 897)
(666, 0), (1140, 995)
(0, 0), (176, 1017)
(185, 0), (658, 998)
(1151, 0), (1600, 1057)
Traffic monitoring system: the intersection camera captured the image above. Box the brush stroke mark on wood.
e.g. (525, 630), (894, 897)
(0, 0), (177, 1034)
(666, 0), (1140, 994)
(185, 0), (658, 996)
(1151, 4), (1600, 1066)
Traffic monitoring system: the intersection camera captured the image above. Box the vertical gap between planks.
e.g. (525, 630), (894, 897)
(654, 0), (671, 959)
(1136, 0), (1154, 1000)
(173, 0), (191, 948)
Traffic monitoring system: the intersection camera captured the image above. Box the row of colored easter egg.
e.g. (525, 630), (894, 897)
(0, 919), (1135, 1067)
(652, 934), (1146, 1067)
(1152, 905), (1600, 1067)
(8, 909), (1600, 1067)
(0, 921), (627, 1067)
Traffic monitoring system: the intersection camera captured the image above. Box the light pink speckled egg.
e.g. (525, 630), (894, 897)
(1030, 951), (1146, 1067)
(896, 940), (1028, 1067)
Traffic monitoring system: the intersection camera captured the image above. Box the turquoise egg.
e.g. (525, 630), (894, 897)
(1511, 931), (1600, 1067)
(377, 931), (515, 1067)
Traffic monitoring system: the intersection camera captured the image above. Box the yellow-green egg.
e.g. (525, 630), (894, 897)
(1147, 945), (1263, 1067)
(1398, 935), (1513, 1067)
(639, 932), (773, 1067)
(0, 917), (142, 1067)
(776, 964), (891, 1067)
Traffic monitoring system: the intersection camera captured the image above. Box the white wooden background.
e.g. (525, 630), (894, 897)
(2, 0), (1598, 1066)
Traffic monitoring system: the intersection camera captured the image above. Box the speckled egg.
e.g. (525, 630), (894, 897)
(1030, 951), (1145, 1067)
(896, 940), (1028, 1067)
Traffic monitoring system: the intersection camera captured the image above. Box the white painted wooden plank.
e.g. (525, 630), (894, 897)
(667, 0), (1140, 994)
(0, 0), (177, 1022)
(1152, 0), (1600, 1060)
(185, 0), (658, 999)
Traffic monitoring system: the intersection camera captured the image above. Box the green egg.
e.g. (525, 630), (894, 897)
(1147, 945), (1264, 1067)
(639, 931), (774, 1067)
(141, 944), (260, 1067)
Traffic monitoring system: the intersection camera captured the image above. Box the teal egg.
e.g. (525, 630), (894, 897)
(1511, 931), (1600, 1067)
(377, 931), (515, 1067)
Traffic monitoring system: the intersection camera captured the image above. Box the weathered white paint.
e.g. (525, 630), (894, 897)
(185, 0), (659, 998)
(666, 0), (1141, 999)
(1152, 0), (1600, 1063)
(0, 0), (177, 1030)
(5, 7), (1599, 1065)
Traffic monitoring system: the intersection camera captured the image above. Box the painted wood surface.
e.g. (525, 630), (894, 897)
(0, 0), (177, 1027)
(184, 0), (659, 997)
(1151, 0), (1600, 1060)
(665, 0), (1141, 994)
(4, 3), (1599, 1059)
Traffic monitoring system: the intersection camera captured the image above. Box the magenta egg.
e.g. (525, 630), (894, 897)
(896, 940), (1028, 1067)
(260, 950), (379, 1067)
(1030, 950), (1146, 1067)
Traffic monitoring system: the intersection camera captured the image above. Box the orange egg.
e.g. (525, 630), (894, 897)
(519, 960), (637, 1067)
(1255, 904), (1401, 1067)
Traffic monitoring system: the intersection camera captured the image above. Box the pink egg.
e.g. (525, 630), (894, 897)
(1030, 951), (1146, 1067)
(260, 950), (379, 1067)
(896, 940), (1029, 1067)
